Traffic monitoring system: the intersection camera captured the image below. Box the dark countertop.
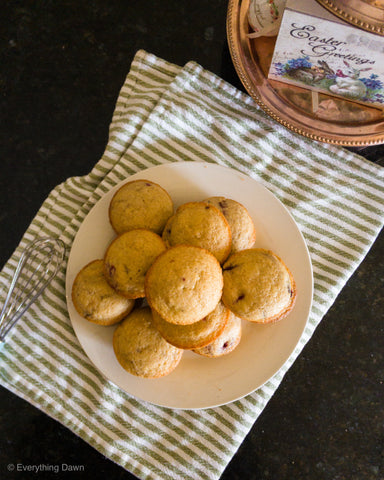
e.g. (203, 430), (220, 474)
(0, 1), (383, 479)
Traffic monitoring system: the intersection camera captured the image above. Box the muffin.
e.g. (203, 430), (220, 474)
(71, 259), (135, 325)
(193, 312), (242, 357)
(204, 196), (256, 253)
(151, 301), (230, 349)
(109, 179), (174, 235)
(113, 307), (183, 378)
(221, 248), (297, 323)
(104, 229), (166, 299)
(162, 201), (232, 264)
(145, 244), (224, 325)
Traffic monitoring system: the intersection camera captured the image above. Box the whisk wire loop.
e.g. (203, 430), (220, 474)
(0, 237), (66, 342)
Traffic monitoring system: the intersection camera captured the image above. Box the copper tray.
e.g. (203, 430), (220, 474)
(226, 0), (384, 146)
(316, 0), (384, 36)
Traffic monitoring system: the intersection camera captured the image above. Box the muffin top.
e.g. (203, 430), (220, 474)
(104, 229), (166, 299)
(221, 248), (297, 323)
(113, 307), (183, 378)
(151, 301), (230, 350)
(109, 179), (174, 235)
(71, 259), (135, 325)
(204, 196), (256, 253)
(145, 244), (224, 325)
(193, 311), (242, 358)
(162, 201), (232, 264)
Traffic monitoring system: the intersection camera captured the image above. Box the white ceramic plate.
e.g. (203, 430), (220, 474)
(66, 162), (313, 410)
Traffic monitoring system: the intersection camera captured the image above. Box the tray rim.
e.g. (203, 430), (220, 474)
(226, 0), (384, 146)
(315, 0), (384, 36)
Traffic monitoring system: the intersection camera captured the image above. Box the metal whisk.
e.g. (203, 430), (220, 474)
(0, 237), (66, 343)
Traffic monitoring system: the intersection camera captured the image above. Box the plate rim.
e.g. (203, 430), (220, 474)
(65, 161), (314, 410)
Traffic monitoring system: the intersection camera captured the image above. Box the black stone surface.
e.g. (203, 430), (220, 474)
(0, 2), (383, 479)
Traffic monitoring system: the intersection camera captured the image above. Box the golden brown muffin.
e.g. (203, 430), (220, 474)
(204, 196), (256, 253)
(104, 229), (166, 299)
(193, 312), (242, 357)
(151, 301), (230, 349)
(113, 307), (183, 378)
(145, 244), (224, 326)
(221, 248), (297, 323)
(162, 201), (232, 264)
(71, 260), (135, 325)
(109, 179), (174, 235)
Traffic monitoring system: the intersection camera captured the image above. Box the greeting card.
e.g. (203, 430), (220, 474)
(268, 0), (384, 108)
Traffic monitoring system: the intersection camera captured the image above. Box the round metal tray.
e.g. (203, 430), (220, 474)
(226, 0), (384, 146)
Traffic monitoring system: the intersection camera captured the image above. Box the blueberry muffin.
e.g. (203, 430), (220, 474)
(113, 307), (183, 378)
(162, 201), (231, 264)
(109, 179), (174, 235)
(151, 301), (230, 349)
(221, 248), (297, 323)
(104, 229), (166, 299)
(71, 260), (135, 325)
(193, 312), (242, 357)
(145, 244), (224, 325)
(204, 196), (256, 253)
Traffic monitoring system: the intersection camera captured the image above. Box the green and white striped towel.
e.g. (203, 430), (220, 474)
(1, 49), (383, 480)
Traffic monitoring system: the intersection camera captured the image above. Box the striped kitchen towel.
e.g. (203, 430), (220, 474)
(1, 50), (383, 480)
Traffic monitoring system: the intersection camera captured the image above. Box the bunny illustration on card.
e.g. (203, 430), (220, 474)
(329, 61), (372, 100)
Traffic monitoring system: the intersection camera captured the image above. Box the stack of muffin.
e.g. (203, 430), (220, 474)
(71, 179), (297, 379)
